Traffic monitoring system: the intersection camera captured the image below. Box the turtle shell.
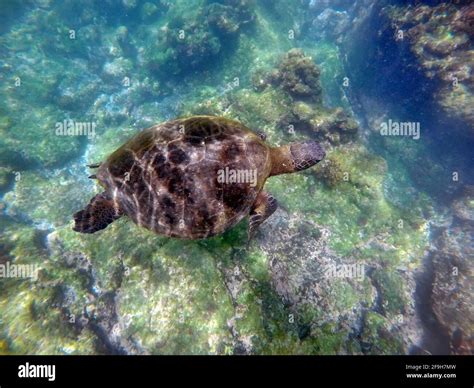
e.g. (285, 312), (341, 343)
(96, 116), (271, 238)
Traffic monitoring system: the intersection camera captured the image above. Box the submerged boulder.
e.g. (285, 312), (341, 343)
(268, 49), (323, 102)
(430, 222), (473, 354)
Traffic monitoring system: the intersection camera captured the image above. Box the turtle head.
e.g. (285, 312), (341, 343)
(270, 141), (325, 176)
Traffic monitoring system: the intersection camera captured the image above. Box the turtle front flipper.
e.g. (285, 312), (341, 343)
(248, 191), (278, 242)
(73, 192), (122, 234)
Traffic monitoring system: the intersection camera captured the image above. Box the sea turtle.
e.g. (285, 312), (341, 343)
(73, 116), (325, 240)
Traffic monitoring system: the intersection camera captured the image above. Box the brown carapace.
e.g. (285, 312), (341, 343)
(73, 116), (325, 240)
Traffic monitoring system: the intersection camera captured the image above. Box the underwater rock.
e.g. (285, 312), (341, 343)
(146, 22), (221, 75)
(249, 50), (357, 144)
(269, 49), (322, 102)
(256, 209), (414, 354)
(251, 68), (272, 92)
(226, 88), (291, 139)
(0, 167), (14, 194)
(46, 224), (236, 354)
(102, 58), (133, 83)
(313, 156), (344, 188)
(0, 216), (98, 355)
(430, 222), (473, 354)
(3, 167), (91, 229)
(140, 2), (160, 21)
(310, 8), (351, 42)
(0, 106), (83, 169)
(145, 1), (254, 77)
(248, 49), (358, 145)
(385, 3), (474, 138)
(451, 185), (474, 224)
(54, 248), (147, 355)
(278, 103), (358, 144)
(207, 3), (241, 35)
(206, 0), (254, 36)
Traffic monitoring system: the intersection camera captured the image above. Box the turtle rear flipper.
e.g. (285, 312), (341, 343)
(73, 192), (122, 234)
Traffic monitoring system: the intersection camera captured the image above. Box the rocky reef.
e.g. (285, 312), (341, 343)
(267, 49), (323, 102)
(145, 0), (255, 77)
(424, 186), (474, 355)
(246, 49), (358, 145)
(385, 3), (474, 139)
(0, 0), (471, 355)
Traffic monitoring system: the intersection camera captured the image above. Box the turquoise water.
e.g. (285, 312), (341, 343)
(0, 0), (472, 355)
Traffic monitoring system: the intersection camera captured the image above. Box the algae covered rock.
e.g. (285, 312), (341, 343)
(385, 3), (474, 138)
(452, 186), (474, 224)
(0, 0), (459, 357)
(41, 222), (238, 354)
(0, 103), (84, 169)
(250, 49), (358, 144)
(147, 22), (221, 75)
(426, 186), (474, 354)
(253, 209), (417, 354)
(0, 167), (14, 193)
(278, 103), (358, 144)
(144, 1), (254, 77)
(269, 49), (322, 102)
(0, 216), (96, 355)
(430, 223), (474, 354)
(206, 0), (255, 35)
(3, 167), (91, 229)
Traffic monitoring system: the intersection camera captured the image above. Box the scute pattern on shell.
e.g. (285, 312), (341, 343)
(96, 116), (271, 238)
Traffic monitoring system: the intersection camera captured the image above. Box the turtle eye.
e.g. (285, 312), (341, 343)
(256, 131), (267, 141)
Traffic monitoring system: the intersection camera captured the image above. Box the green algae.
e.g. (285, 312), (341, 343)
(0, 106), (83, 169)
(360, 311), (405, 355)
(266, 143), (428, 264)
(117, 242), (235, 354)
(0, 218), (96, 355)
(43, 222), (237, 354)
(372, 269), (407, 317)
